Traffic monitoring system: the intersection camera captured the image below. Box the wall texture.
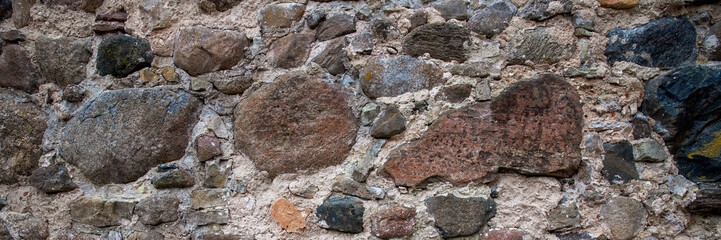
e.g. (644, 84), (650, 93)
(0, 0), (720, 239)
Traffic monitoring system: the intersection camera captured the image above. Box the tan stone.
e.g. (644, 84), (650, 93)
(270, 198), (309, 233)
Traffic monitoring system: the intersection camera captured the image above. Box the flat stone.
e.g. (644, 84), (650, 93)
(0, 44), (40, 93)
(96, 11), (127, 22)
(370, 205), (416, 239)
(687, 187), (721, 215)
(97, 34), (153, 78)
(518, 0), (572, 21)
(359, 55), (444, 99)
(126, 231), (164, 240)
(312, 37), (349, 75)
(633, 138), (668, 162)
(547, 201), (581, 232)
(360, 102), (380, 126)
(152, 168), (195, 189)
(1, 212), (48, 240)
(597, 0), (637, 9)
(402, 23), (470, 62)
(0, 89), (47, 184)
(0, 30), (25, 42)
(425, 195), (496, 238)
(331, 176), (385, 200)
(174, 26), (248, 76)
(306, 10), (325, 29)
(684, 0), (721, 4)
(197, 135), (222, 161)
(268, 33), (314, 69)
(431, 0), (468, 20)
(467, 1), (516, 37)
(28, 165), (77, 194)
(259, 3), (305, 33)
(436, 84), (473, 103)
(564, 67), (601, 79)
(640, 65), (721, 182)
(194, 231), (247, 240)
(0, 0), (11, 21)
(233, 73), (358, 178)
(450, 62), (492, 78)
(191, 189), (228, 209)
(382, 73), (583, 186)
(35, 36), (92, 87)
(508, 27), (572, 65)
(270, 198), (310, 233)
(483, 228), (529, 240)
(200, 0), (241, 11)
(288, 182), (319, 199)
(602, 141), (639, 184)
(92, 22), (125, 34)
(704, 22), (721, 61)
(556, 232), (594, 240)
(59, 88), (202, 184)
(475, 78), (491, 102)
(316, 14), (356, 41)
(70, 197), (135, 227)
(43, 0), (104, 12)
(601, 196), (647, 240)
(316, 197), (364, 233)
(189, 208), (230, 226)
(370, 104), (406, 138)
(135, 194), (180, 225)
(203, 160), (229, 188)
(605, 17), (696, 69)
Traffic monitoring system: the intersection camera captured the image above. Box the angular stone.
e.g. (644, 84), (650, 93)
(360, 102), (380, 126)
(161, 67), (179, 82)
(126, 231), (164, 240)
(203, 160), (229, 188)
(436, 84), (473, 103)
(312, 37), (349, 75)
(135, 194), (180, 225)
(605, 17), (696, 69)
(564, 67), (600, 79)
(0, 30), (25, 42)
(601, 196), (647, 240)
(174, 26), (248, 76)
(640, 65), (721, 182)
(370, 104), (406, 138)
(475, 79), (492, 102)
(268, 33), (314, 69)
(331, 176), (384, 200)
(152, 168), (195, 189)
(97, 34), (153, 78)
(12, 0), (32, 28)
(259, 3), (305, 32)
(191, 189), (227, 209)
(92, 22), (125, 34)
(43, 0), (104, 12)
(0, 44), (40, 93)
(1, 212), (48, 240)
(59, 88), (202, 184)
(139, 69), (160, 83)
(0, 0), (10, 21)
(602, 141), (639, 184)
(0, 199), (5, 210)
(631, 114), (652, 140)
(383, 73), (583, 186)
(402, 23), (470, 62)
(431, 0), (468, 20)
(547, 201), (581, 232)
(96, 11), (127, 22)
(70, 197), (135, 227)
(467, 1), (516, 37)
(189, 208), (230, 226)
(370, 205), (416, 239)
(270, 198), (310, 233)
(633, 138), (668, 162)
(597, 0), (637, 9)
(316, 14), (356, 41)
(139, 0), (172, 31)
(288, 182), (318, 199)
(197, 135), (222, 161)
(687, 187), (721, 215)
(350, 139), (384, 182)
(483, 228), (529, 240)
(450, 62), (492, 78)
(371, 17), (397, 41)
(518, 0), (572, 21)
(508, 27), (572, 65)
(359, 55), (444, 99)
(191, 77), (212, 91)
(316, 197), (364, 233)
(233, 73), (358, 177)
(35, 36), (92, 87)
(306, 10), (325, 29)
(704, 22), (721, 61)
(207, 71), (252, 95)
(407, 10), (427, 30)
(201, 0), (241, 11)
(28, 165), (78, 194)
(0, 89), (47, 184)
(351, 32), (374, 55)
(425, 195), (496, 238)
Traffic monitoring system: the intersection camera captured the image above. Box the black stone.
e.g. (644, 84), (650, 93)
(425, 194), (496, 238)
(631, 114), (652, 140)
(605, 17), (697, 69)
(402, 23), (470, 62)
(0, 0), (11, 21)
(96, 34), (153, 78)
(518, 0), (572, 21)
(601, 140), (639, 184)
(641, 65), (721, 183)
(467, 0), (516, 37)
(28, 165), (78, 193)
(316, 197), (364, 233)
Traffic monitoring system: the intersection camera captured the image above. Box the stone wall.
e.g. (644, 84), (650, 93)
(0, 0), (720, 239)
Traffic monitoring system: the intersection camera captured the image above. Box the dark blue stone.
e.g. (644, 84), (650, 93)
(316, 196), (364, 233)
(605, 17), (697, 69)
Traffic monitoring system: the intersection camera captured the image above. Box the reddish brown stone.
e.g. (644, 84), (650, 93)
(370, 205), (416, 239)
(233, 72), (358, 177)
(270, 198), (310, 233)
(382, 73), (583, 186)
(92, 22), (125, 34)
(482, 228), (528, 240)
(268, 33), (314, 69)
(173, 26), (248, 76)
(197, 135), (221, 161)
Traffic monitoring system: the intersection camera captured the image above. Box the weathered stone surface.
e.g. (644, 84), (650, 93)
(371, 17), (397, 41)
(270, 198), (310, 233)
(233, 73), (358, 177)
(152, 168), (195, 189)
(450, 62), (492, 78)
(1, 30), (25, 42)
(425, 195), (496, 238)
(28, 165), (77, 193)
(259, 3), (304, 32)
(556, 232), (594, 240)
(191, 189), (227, 209)
(289, 182), (319, 199)
(42, 0), (104, 12)
(383, 73), (583, 186)
(631, 114), (652, 139)
(331, 176), (384, 200)
(201, 0), (240, 11)
(96, 10), (127, 22)
(135, 194), (180, 225)
(605, 17), (696, 69)
(602, 141), (639, 184)
(547, 201), (581, 232)
(431, 0), (468, 20)
(350, 139), (384, 182)
(0, 221), (10, 240)
(359, 55), (444, 99)
(59, 88), (202, 184)
(316, 197), (364, 233)
(361, 102), (380, 126)
(191, 77), (212, 91)
(0, 0), (11, 21)
(63, 85), (85, 103)
(92, 22), (125, 34)
(370, 105), (406, 138)
(483, 228), (529, 240)
(139, 0), (172, 31)
(467, 1), (516, 37)
(475, 79), (491, 102)
(508, 27), (572, 65)
(0, 89), (47, 184)
(402, 23), (470, 62)
(312, 37), (349, 75)
(12, 0), (32, 28)
(0, 199), (5, 210)
(687, 187), (721, 215)
(97, 34), (153, 78)
(436, 84), (473, 103)
(197, 135), (221, 161)
(640, 65), (721, 182)
(70, 197), (135, 227)
(203, 160), (229, 188)
(704, 22), (721, 61)
(351, 32), (374, 55)
(633, 138), (668, 162)
(407, 10), (427, 30)
(35, 36), (91, 87)
(307, 10), (325, 29)
(207, 71), (253, 95)
(370, 205), (416, 239)
(518, 0), (572, 21)
(601, 196), (647, 240)
(1, 212), (48, 240)
(190, 208), (230, 226)
(316, 14), (356, 41)
(0, 44), (40, 93)
(597, 0), (637, 9)
(126, 231), (164, 240)
(174, 27), (248, 76)
(268, 33), (314, 69)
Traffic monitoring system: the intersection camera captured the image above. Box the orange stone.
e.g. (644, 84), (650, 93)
(270, 198), (310, 233)
(597, 0), (637, 9)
